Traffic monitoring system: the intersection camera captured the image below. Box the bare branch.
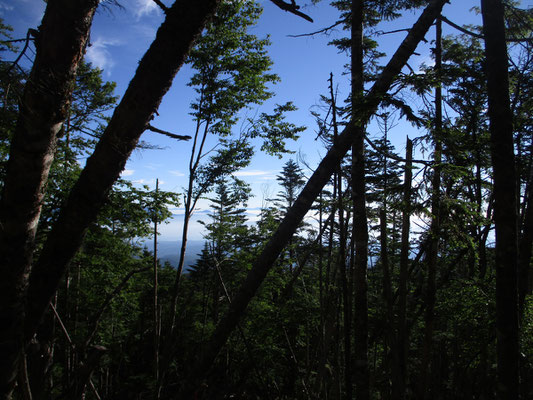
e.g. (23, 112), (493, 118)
(441, 15), (533, 42)
(49, 302), (74, 346)
(6, 29), (37, 76)
(364, 135), (430, 165)
(288, 20), (343, 38)
(440, 16), (483, 39)
(146, 124), (192, 141)
(152, 0), (169, 13)
(270, 0), (313, 23)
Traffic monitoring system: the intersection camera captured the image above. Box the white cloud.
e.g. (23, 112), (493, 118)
(233, 169), (276, 177)
(145, 163), (162, 170)
(86, 37), (121, 74)
(133, 0), (160, 19)
(121, 169), (135, 177)
(169, 170), (185, 177)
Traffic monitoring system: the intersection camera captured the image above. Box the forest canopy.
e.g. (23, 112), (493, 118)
(0, 0), (532, 399)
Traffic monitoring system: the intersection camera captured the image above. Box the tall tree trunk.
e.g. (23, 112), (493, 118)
(420, 16), (442, 400)
(178, 1), (448, 396)
(380, 208), (395, 399)
(330, 69), (352, 400)
(23, 0), (219, 362)
(153, 179), (160, 388)
(518, 164), (533, 322)
(351, 1), (370, 399)
(481, 0), (520, 398)
(0, 1), (98, 397)
(396, 137), (413, 400)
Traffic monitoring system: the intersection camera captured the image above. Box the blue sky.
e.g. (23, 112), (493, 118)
(2, 0), (532, 241)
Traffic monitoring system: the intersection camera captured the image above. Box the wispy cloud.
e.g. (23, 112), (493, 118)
(133, 0), (160, 19)
(121, 169), (135, 177)
(0, 2), (14, 12)
(145, 163), (162, 171)
(233, 169), (277, 178)
(86, 37), (121, 75)
(259, 175), (277, 181)
(169, 170), (185, 177)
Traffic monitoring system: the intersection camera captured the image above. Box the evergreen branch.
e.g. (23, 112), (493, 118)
(146, 124), (192, 141)
(270, 0), (313, 23)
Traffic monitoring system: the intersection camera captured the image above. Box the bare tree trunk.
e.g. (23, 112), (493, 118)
(0, 2), (98, 397)
(351, 1), (370, 399)
(153, 179), (160, 388)
(518, 166), (533, 322)
(380, 208), (395, 399)
(396, 137), (413, 400)
(481, 0), (520, 398)
(178, 1), (448, 396)
(420, 16), (442, 400)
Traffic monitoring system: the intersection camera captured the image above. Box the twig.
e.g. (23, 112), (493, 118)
(146, 124), (191, 141)
(288, 20), (343, 38)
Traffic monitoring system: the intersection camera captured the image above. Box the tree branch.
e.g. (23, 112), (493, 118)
(6, 29), (38, 81)
(364, 135), (431, 165)
(270, 0), (313, 23)
(288, 20), (343, 38)
(146, 124), (192, 141)
(441, 15), (533, 42)
(152, 0), (169, 13)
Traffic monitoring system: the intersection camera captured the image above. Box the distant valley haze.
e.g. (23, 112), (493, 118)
(142, 239), (205, 271)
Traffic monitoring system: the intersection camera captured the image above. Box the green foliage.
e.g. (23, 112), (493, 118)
(247, 101), (306, 158)
(187, 0), (278, 137)
(100, 179), (180, 239)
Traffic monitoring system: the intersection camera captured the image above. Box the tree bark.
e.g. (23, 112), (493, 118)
(178, 1), (448, 396)
(23, 0), (219, 354)
(0, 1), (98, 397)
(518, 168), (533, 322)
(351, 1), (370, 399)
(481, 0), (520, 398)
(396, 137), (413, 400)
(420, 16), (442, 400)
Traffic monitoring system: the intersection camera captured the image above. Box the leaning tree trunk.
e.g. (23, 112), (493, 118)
(481, 0), (520, 399)
(0, 1), (98, 397)
(177, 1), (448, 397)
(24, 0), (220, 361)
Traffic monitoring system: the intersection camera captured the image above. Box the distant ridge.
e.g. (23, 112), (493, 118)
(142, 240), (205, 271)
